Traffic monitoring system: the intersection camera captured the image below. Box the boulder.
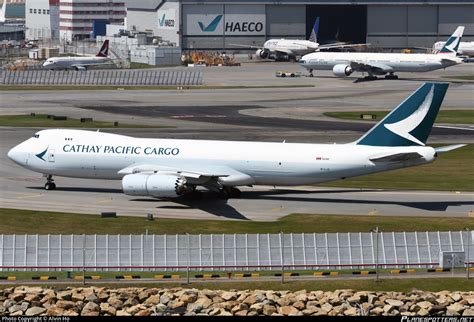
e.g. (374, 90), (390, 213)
(195, 296), (212, 309)
(81, 301), (99, 315)
(278, 305), (300, 316)
(57, 291), (72, 301)
(235, 310), (248, 316)
(385, 299), (404, 307)
(116, 310), (131, 316)
(135, 309), (151, 316)
(46, 307), (65, 316)
(55, 300), (76, 310)
(25, 307), (47, 316)
(263, 304), (277, 316)
(221, 292), (237, 301)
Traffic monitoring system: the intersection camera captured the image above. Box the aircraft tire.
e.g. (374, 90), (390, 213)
(45, 182), (56, 190)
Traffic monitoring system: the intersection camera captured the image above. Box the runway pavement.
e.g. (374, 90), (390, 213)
(0, 62), (473, 221)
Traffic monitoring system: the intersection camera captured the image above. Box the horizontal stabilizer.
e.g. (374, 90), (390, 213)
(369, 152), (423, 162)
(435, 144), (466, 154)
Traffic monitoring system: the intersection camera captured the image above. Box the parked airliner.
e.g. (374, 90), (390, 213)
(8, 83), (464, 199)
(299, 26), (464, 79)
(232, 17), (367, 61)
(42, 40), (111, 71)
(433, 40), (474, 57)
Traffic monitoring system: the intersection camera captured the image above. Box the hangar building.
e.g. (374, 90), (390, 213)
(125, 0), (474, 51)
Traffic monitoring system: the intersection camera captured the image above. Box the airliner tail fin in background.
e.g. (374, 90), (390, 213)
(308, 17), (320, 43)
(96, 40), (109, 57)
(438, 26), (464, 55)
(355, 82), (449, 147)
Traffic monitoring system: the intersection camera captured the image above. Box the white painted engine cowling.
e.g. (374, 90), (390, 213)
(122, 173), (187, 198)
(256, 49), (269, 59)
(332, 64), (353, 77)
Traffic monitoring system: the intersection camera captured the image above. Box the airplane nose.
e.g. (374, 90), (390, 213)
(7, 145), (26, 165)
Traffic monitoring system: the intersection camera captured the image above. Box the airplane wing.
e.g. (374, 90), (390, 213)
(273, 48), (294, 55)
(228, 43), (262, 50)
(369, 152), (424, 163)
(318, 43), (371, 50)
(434, 144), (466, 154)
(350, 61), (393, 74)
(70, 61), (113, 68)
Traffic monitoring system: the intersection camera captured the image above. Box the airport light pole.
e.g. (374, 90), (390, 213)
(466, 228), (471, 280)
(82, 234), (86, 286)
(370, 227), (380, 282)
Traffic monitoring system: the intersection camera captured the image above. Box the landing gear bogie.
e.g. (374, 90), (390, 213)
(218, 187), (241, 199)
(44, 175), (56, 190)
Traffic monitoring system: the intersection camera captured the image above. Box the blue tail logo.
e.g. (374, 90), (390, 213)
(356, 83), (449, 147)
(438, 26), (464, 54)
(309, 17), (320, 43)
(198, 15), (223, 32)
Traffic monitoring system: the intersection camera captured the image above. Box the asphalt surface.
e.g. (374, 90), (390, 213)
(0, 62), (473, 221)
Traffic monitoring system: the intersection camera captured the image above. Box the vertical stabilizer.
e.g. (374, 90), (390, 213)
(96, 40), (109, 57)
(308, 17), (320, 43)
(355, 83), (449, 147)
(438, 26), (464, 55)
(0, 0), (7, 24)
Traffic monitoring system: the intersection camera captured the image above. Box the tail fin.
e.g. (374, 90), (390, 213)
(96, 40), (109, 57)
(438, 26), (464, 55)
(308, 17), (320, 43)
(355, 83), (449, 147)
(0, 0), (7, 24)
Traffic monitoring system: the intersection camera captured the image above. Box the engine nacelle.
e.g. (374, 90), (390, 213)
(256, 49), (269, 59)
(332, 64), (353, 77)
(122, 173), (187, 198)
(74, 66), (87, 71)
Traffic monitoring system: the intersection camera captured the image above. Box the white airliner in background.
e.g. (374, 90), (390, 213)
(299, 26), (465, 79)
(42, 40), (112, 71)
(8, 83), (465, 199)
(433, 40), (474, 56)
(232, 18), (368, 61)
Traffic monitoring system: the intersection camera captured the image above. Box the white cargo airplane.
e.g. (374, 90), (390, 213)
(42, 40), (111, 71)
(8, 83), (465, 199)
(232, 17), (367, 61)
(433, 40), (474, 57)
(299, 26), (465, 79)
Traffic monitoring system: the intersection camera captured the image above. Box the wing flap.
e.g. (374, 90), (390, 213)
(350, 61), (393, 74)
(435, 144), (466, 154)
(369, 152), (424, 162)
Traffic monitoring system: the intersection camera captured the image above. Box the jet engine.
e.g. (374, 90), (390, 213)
(332, 64), (353, 77)
(74, 66), (87, 71)
(256, 49), (269, 59)
(122, 173), (188, 198)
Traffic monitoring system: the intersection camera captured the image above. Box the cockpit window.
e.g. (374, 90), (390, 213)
(33, 134), (40, 138)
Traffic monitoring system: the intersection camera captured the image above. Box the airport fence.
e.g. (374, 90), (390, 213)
(0, 69), (203, 86)
(0, 231), (472, 272)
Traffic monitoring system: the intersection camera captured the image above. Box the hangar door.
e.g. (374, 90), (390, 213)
(306, 5), (367, 45)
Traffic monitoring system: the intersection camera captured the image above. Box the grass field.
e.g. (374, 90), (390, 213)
(0, 114), (169, 128)
(444, 75), (474, 81)
(1, 209), (472, 235)
(323, 144), (473, 191)
(324, 109), (474, 124)
(0, 278), (472, 292)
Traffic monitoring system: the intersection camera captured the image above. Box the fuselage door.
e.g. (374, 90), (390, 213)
(48, 149), (55, 162)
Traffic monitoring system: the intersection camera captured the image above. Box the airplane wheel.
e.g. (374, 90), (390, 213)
(309, 73), (314, 78)
(230, 187), (241, 198)
(45, 182), (56, 190)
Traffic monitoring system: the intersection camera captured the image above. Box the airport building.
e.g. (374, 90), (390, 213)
(125, 0), (474, 51)
(25, 0), (59, 41)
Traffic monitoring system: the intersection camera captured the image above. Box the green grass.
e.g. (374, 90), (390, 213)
(1, 209), (473, 235)
(0, 114), (170, 128)
(324, 144), (473, 191)
(1, 278), (473, 292)
(324, 109), (474, 124)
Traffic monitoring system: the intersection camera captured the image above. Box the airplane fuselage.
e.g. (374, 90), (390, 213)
(263, 39), (319, 57)
(43, 56), (109, 70)
(299, 52), (461, 73)
(8, 129), (436, 186)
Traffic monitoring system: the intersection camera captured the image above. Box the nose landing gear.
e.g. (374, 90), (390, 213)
(44, 175), (56, 190)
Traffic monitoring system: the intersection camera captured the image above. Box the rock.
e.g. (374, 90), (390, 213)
(10, 310), (23, 316)
(81, 301), (99, 315)
(9, 293), (24, 302)
(107, 297), (123, 309)
(24, 294), (40, 302)
(209, 308), (221, 316)
(71, 292), (85, 302)
(25, 307), (47, 316)
(116, 310), (131, 316)
(126, 304), (141, 315)
(56, 300), (76, 310)
(135, 309), (151, 316)
(144, 295), (161, 306)
(235, 310), (248, 316)
(447, 302), (466, 313)
(463, 309), (474, 316)
(221, 292), (237, 301)
(278, 306), (300, 316)
(263, 304), (276, 316)
(417, 308), (430, 316)
(243, 295), (257, 306)
(370, 307), (384, 315)
(57, 291), (72, 301)
(46, 307), (65, 316)
(160, 294), (171, 305)
(385, 299), (404, 307)
(321, 303), (333, 312)
(180, 293), (197, 304)
(293, 301), (305, 310)
(195, 296), (212, 309)
(123, 297), (139, 307)
(170, 301), (186, 310)
(451, 293), (462, 302)
(344, 307), (359, 316)
(218, 310), (233, 316)
(154, 303), (168, 313)
(416, 301), (433, 310)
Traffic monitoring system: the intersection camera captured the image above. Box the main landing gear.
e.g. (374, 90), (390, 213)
(385, 73), (399, 80)
(218, 187), (241, 199)
(44, 175), (56, 190)
(308, 69), (314, 77)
